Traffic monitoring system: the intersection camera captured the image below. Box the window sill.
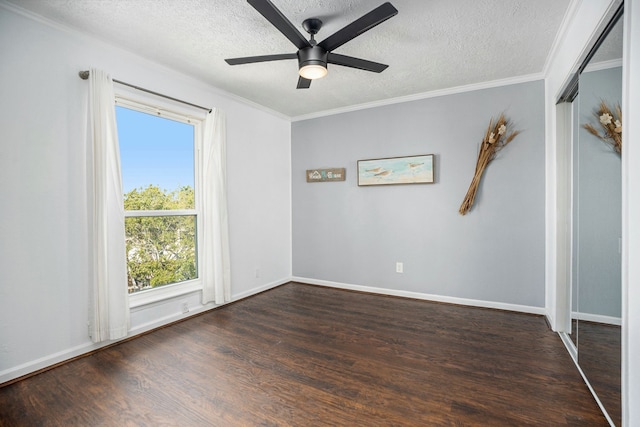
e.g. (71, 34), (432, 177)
(129, 280), (202, 309)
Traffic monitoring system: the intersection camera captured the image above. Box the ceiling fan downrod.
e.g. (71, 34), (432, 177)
(302, 18), (322, 45)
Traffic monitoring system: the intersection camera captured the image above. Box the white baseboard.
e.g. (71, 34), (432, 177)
(0, 341), (107, 386)
(291, 277), (546, 316)
(231, 278), (290, 301)
(0, 278), (288, 385)
(571, 311), (622, 326)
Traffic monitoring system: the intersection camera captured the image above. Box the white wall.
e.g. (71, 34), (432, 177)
(292, 81), (546, 312)
(0, 5), (291, 383)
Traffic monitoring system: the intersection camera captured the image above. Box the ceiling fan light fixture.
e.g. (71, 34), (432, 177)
(298, 46), (328, 80)
(299, 64), (327, 80)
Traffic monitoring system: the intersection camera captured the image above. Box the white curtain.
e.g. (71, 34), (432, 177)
(201, 109), (231, 305)
(88, 68), (130, 342)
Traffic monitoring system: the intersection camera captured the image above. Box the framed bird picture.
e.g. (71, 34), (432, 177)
(357, 154), (434, 186)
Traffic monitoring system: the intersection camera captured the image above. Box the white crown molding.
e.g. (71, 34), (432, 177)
(1, 0), (67, 31)
(291, 72), (544, 122)
(583, 58), (623, 72)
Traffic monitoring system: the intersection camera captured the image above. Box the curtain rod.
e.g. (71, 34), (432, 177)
(78, 70), (212, 113)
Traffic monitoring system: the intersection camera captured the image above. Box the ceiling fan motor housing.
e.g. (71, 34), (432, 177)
(298, 46), (328, 69)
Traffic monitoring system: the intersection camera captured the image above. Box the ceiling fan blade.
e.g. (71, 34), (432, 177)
(318, 2), (398, 52)
(328, 53), (388, 73)
(297, 76), (312, 89)
(247, 0), (312, 50)
(225, 53), (297, 65)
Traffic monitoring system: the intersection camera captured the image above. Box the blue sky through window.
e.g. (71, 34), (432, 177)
(116, 106), (194, 193)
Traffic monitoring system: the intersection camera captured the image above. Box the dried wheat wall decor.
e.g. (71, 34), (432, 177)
(582, 101), (622, 154)
(459, 114), (521, 215)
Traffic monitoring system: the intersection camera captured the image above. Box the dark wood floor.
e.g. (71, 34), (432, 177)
(0, 282), (607, 426)
(578, 321), (621, 426)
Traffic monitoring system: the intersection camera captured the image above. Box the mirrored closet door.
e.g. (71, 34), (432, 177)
(570, 9), (623, 426)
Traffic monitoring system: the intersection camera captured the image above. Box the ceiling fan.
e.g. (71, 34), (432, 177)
(225, 0), (398, 89)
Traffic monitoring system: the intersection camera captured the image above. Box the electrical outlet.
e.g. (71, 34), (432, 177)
(396, 262), (403, 273)
(255, 268), (260, 278)
(182, 302), (189, 314)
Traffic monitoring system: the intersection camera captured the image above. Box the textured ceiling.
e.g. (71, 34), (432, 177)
(7, 0), (573, 118)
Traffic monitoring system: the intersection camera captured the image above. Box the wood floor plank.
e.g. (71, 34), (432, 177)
(0, 282), (607, 426)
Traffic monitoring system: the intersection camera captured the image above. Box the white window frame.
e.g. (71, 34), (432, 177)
(115, 95), (206, 308)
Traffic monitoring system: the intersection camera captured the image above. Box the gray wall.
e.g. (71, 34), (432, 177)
(572, 66), (622, 318)
(292, 81), (545, 307)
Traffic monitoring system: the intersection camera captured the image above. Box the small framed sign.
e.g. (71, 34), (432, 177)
(306, 168), (346, 183)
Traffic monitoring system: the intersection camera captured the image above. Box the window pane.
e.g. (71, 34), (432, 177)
(124, 185), (194, 211)
(117, 106), (195, 208)
(125, 215), (197, 294)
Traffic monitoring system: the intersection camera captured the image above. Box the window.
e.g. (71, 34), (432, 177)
(115, 99), (203, 298)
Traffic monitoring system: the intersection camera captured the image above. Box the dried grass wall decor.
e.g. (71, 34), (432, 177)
(459, 114), (521, 215)
(582, 101), (622, 154)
